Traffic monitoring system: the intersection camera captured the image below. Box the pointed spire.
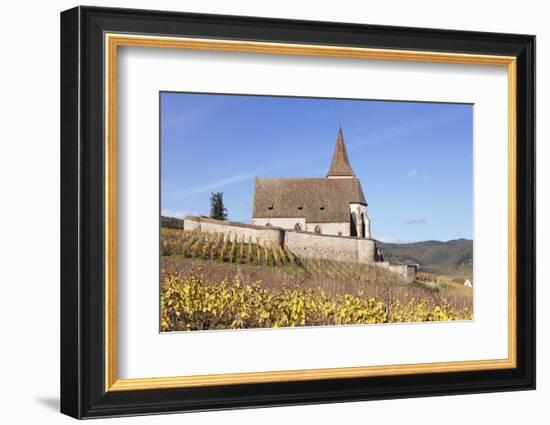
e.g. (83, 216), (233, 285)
(327, 127), (355, 178)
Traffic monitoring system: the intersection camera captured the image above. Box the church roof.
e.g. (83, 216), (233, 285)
(252, 177), (366, 223)
(327, 128), (355, 177)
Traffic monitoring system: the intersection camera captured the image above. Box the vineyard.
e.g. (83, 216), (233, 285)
(161, 228), (299, 267)
(160, 228), (473, 330)
(161, 274), (472, 331)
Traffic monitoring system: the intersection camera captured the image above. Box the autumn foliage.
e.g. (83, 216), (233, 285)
(161, 274), (472, 331)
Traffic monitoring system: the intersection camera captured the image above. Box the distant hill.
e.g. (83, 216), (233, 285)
(376, 239), (473, 278)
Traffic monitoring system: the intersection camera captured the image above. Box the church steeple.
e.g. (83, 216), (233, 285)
(327, 127), (355, 178)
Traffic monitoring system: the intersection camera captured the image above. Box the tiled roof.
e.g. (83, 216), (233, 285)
(327, 127), (355, 177)
(252, 177), (366, 223)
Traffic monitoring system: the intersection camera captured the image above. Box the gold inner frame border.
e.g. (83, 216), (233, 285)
(104, 33), (517, 392)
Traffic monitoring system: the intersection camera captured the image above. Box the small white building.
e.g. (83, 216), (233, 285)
(252, 128), (372, 239)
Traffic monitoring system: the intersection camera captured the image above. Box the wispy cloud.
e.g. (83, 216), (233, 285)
(346, 107), (466, 153)
(404, 218), (427, 225)
(376, 235), (418, 243)
(376, 235), (399, 243)
(261, 109), (463, 180)
(161, 208), (198, 219)
(176, 174), (254, 198)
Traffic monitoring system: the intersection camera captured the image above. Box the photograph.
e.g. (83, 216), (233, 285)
(160, 92), (474, 331)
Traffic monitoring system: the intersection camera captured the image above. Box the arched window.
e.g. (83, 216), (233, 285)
(314, 225), (322, 234)
(294, 223), (302, 231)
(350, 212), (358, 237)
(361, 213), (366, 238)
(265, 222), (272, 227)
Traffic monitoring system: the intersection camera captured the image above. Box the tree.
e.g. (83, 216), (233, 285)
(210, 192), (228, 220)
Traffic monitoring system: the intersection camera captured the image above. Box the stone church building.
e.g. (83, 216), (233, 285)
(252, 128), (371, 238)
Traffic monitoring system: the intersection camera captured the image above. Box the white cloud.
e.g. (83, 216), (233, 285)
(161, 208), (198, 219)
(376, 235), (399, 243)
(408, 169), (417, 178)
(376, 235), (417, 243)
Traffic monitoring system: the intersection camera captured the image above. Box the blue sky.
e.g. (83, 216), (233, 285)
(161, 92), (473, 243)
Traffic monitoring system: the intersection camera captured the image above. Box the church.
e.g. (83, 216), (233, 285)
(252, 128), (371, 239)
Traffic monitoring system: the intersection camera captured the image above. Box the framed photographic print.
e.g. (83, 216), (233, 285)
(60, 6), (536, 419)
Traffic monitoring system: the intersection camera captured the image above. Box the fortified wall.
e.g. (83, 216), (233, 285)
(375, 262), (417, 281)
(183, 216), (283, 246)
(284, 230), (376, 264)
(182, 216), (416, 281)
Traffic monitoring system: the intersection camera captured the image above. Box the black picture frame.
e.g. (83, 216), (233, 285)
(61, 5), (535, 419)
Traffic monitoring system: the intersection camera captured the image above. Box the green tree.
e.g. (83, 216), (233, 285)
(210, 192), (228, 220)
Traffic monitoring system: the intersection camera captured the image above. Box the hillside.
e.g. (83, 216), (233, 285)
(376, 239), (473, 278)
(161, 229), (473, 330)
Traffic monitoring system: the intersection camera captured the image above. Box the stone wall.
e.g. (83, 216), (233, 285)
(305, 222), (349, 236)
(181, 216), (415, 281)
(374, 262), (417, 282)
(184, 216), (284, 246)
(284, 231), (376, 263)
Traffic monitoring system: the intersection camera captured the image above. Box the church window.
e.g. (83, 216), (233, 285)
(265, 222), (272, 227)
(350, 212), (358, 237)
(314, 225), (322, 234)
(268, 204), (273, 210)
(297, 206), (303, 210)
(320, 206), (325, 211)
(294, 223), (302, 231)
